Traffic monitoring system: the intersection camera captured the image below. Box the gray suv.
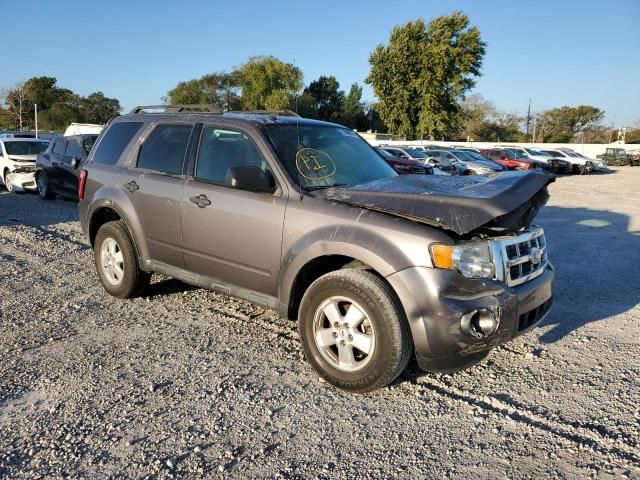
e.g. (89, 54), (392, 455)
(79, 106), (555, 393)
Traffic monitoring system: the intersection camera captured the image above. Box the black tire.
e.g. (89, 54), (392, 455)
(3, 170), (13, 193)
(94, 221), (151, 298)
(36, 171), (55, 199)
(298, 269), (412, 393)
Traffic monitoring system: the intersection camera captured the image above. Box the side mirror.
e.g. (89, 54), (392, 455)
(226, 166), (276, 193)
(71, 157), (82, 169)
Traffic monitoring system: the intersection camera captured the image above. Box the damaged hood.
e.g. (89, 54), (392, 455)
(311, 171), (554, 235)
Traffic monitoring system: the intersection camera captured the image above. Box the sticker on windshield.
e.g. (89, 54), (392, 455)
(295, 148), (336, 180)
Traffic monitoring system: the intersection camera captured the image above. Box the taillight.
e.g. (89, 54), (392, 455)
(78, 169), (88, 199)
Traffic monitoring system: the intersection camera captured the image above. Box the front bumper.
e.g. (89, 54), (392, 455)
(6, 171), (37, 191)
(387, 264), (554, 372)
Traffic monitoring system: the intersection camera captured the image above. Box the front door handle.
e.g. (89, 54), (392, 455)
(190, 194), (211, 208)
(123, 181), (139, 193)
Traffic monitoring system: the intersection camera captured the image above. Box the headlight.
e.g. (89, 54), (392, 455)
(430, 242), (495, 278)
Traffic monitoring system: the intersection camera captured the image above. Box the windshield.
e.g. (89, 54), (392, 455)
(450, 150), (476, 162)
(82, 135), (98, 154)
(3, 141), (48, 155)
(528, 149), (551, 157)
(510, 148), (529, 157)
(263, 124), (396, 188)
(406, 149), (429, 158)
(376, 147), (393, 158)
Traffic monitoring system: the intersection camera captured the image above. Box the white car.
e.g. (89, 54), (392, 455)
(538, 148), (596, 174)
(557, 148), (607, 171)
(0, 138), (50, 192)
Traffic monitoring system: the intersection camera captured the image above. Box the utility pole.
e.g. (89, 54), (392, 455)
(532, 116), (537, 144)
(525, 98), (532, 136)
(34, 104), (38, 138)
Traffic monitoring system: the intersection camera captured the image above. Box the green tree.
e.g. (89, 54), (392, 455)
(303, 76), (344, 121)
(536, 105), (605, 143)
(166, 72), (241, 110)
(80, 92), (121, 124)
(366, 12), (486, 139)
(237, 56), (303, 110)
(338, 83), (367, 130)
(458, 93), (522, 141)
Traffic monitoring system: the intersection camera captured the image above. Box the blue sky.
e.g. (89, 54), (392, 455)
(5, 0), (639, 125)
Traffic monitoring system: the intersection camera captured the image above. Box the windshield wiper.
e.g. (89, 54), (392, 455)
(303, 184), (349, 191)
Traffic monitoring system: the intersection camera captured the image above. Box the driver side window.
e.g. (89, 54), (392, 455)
(195, 126), (270, 185)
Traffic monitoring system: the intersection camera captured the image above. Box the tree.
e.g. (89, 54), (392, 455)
(166, 72), (241, 110)
(2, 81), (29, 130)
(80, 92), (121, 124)
(457, 93), (522, 141)
(303, 76), (344, 121)
(237, 56), (303, 110)
(338, 83), (367, 130)
(367, 12), (486, 139)
(535, 105), (605, 143)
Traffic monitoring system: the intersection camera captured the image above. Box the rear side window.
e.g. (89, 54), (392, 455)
(93, 122), (143, 165)
(137, 124), (192, 175)
(65, 140), (84, 158)
(53, 139), (66, 154)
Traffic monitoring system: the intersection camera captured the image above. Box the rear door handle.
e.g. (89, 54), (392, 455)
(123, 181), (139, 193)
(189, 194), (211, 208)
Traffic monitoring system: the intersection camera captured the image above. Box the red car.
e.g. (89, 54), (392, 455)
(480, 148), (539, 170)
(376, 147), (432, 174)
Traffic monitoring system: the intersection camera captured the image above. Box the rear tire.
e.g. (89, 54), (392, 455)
(94, 221), (150, 298)
(298, 269), (412, 393)
(36, 172), (55, 199)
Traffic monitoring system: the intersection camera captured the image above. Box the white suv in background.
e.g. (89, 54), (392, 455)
(0, 138), (50, 192)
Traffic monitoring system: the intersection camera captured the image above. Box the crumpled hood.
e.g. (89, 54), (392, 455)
(311, 170), (554, 236)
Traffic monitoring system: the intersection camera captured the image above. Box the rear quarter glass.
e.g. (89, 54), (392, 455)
(92, 122), (144, 166)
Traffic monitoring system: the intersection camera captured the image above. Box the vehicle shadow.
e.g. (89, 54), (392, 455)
(397, 205), (639, 386)
(534, 205), (640, 343)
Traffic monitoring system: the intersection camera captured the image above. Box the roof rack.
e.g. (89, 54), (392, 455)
(129, 104), (221, 114)
(225, 109), (301, 118)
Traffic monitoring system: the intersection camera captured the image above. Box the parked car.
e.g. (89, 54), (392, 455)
(596, 147), (635, 166)
(450, 145), (480, 153)
(426, 148), (504, 175)
(499, 147), (571, 174)
(0, 132), (37, 139)
(479, 148), (542, 170)
(36, 134), (98, 199)
(79, 106), (555, 392)
(382, 146), (468, 175)
(557, 148), (608, 171)
(375, 147), (432, 175)
(626, 149), (640, 166)
(0, 138), (50, 192)
(64, 123), (104, 136)
(539, 149), (593, 175)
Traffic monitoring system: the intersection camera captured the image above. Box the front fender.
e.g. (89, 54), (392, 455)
(277, 196), (452, 308)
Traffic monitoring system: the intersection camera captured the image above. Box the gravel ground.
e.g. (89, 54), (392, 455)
(0, 168), (639, 479)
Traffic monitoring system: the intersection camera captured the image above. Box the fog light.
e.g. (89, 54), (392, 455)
(461, 309), (499, 338)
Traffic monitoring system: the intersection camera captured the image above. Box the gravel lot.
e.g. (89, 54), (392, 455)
(1, 168), (639, 479)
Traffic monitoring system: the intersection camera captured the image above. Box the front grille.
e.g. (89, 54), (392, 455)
(413, 166), (426, 174)
(518, 298), (552, 331)
(492, 227), (548, 287)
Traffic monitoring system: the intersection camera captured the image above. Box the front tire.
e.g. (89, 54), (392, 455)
(3, 171), (13, 192)
(36, 172), (55, 199)
(298, 269), (412, 393)
(94, 221), (150, 298)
